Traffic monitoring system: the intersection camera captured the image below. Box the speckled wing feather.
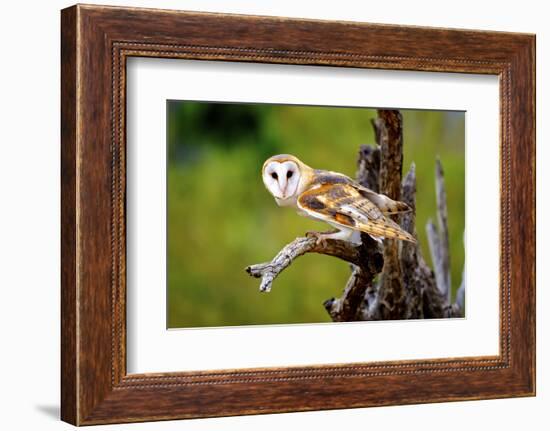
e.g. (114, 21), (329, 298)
(310, 170), (412, 215)
(297, 183), (416, 243)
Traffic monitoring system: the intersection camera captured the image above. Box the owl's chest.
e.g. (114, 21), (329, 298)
(275, 195), (298, 208)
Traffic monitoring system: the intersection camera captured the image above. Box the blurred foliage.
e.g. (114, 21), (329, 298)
(167, 101), (465, 328)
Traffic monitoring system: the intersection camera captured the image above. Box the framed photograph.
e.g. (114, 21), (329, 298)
(61, 4), (535, 425)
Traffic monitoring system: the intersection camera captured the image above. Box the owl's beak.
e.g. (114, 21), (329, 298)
(279, 179), (288, 198)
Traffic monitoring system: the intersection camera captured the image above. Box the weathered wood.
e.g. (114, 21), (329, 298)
(376, 110), (404, 201)
(356, 144), (380, 192)
(449, 231), (466, 316)
(372, 110), (406, 320)
(400, 165), (423, 318)
(455, 269), (466, 315)
(325, 233), (384, 321)
(427, 159), (452, 302)
(246, 236), (362, 293)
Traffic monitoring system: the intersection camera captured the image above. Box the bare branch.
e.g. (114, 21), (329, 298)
(324, 234), (383, 321)
(246, 236), (361, 293)
(400, 163), (417, 237)
(356, 144), (380, 192)
(451, 231), (466, 317)
(426, 218), (441, 273)
(325, 265), (365, 321)
(376, 110), (404, 201)
(373, 110), (406, 319)
(400, 164), (423, 318)
(428, 158), (452, 301)
(454, 269), (465, 315)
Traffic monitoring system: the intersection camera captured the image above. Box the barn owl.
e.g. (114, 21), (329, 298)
(262, 154), (416, 245)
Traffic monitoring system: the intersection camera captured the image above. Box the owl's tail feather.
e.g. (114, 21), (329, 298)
(358, 216), (417, 243)
(382, 226), (417, 243)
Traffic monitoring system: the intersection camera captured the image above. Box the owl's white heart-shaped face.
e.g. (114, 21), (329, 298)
(262, 160), (301, 200)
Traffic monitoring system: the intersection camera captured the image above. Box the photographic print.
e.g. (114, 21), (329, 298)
(167, 101), (465, 328)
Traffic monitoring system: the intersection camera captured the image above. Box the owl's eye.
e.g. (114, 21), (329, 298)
(271, 172), (278, 180)
(287, 171), (294, 179)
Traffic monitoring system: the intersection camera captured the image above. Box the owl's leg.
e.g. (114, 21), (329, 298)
(306, 229), (336, 247)
(306, 227), (354, 247)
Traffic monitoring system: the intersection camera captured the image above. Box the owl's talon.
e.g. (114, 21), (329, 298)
(306, 230), (322, 246)
(306, 230), (336, 247)
(305, 230), (316, 238)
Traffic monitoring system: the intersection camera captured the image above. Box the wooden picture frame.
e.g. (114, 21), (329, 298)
(61, 4), (535, 425)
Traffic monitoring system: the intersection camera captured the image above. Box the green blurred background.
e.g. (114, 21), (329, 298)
(167, 101), (465, 328)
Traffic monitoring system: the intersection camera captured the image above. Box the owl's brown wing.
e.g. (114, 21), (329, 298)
(353, 184), (412, 215)
(309, 170), (412, 215)
(297, 183), (416, 243)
